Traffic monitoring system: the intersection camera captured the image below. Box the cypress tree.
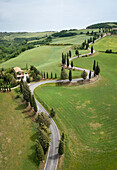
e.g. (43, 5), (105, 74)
(95, 62), (100, 75)
(89, 70), (91, 79)
(71, 61), (73, 67)
(69, 50), (71, 57)
(91, 46), (93, 54)
(32, 95), (37, 113)
(50, 108), (55, 117)
(55, 73), (57, 79)
(58, 140), (64, 156)
(75, 50), (79, 57)
(86, 43), (89, 50)
(51, 72), (53, 79)
(69, 70), (72, 82)
(47, 72), (48, 79)
(61, 133), (64, 141)
(93, 60), (96, 71)
(35, 139), (44, 161)
(44, 72), (45, 79)
(67, 56), (69, 67)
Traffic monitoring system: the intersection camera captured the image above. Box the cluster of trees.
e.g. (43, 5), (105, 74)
(0, 67), (19, 89)
(52, 30), (77, 38)
(105, 49), (112, 53)
(61, 67), (67, 79)
(62, 51), (72, 65)
(81, 70), (88, 80)
(86, 22), (117, 29)
(43, 72), (57, 79)
(30, 65), (42, 82)
(93, 60), (100, 76)
(20, 80), (37, 112)
(58, 132), (65, 156)
(35, 112), (51, 161)
(0, 39), (34, 63)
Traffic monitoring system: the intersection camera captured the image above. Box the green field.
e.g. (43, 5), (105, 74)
(92, 36), (117, 52)
(51, 34), (93, 45)
(34, 52), (117, 170)
(0, 91), (38, 170)
(0, 46), (89, 78)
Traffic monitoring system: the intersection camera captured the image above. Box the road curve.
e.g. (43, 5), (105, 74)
(29, 34), (105, 170)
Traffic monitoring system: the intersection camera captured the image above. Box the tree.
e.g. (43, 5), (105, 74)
(61, 67), (67, 80)
(51, 72), (53, 79)
(22, 82), (30, 103)
(69, 70), (72, 82)
(47, 72), (48, 79)
(86, 43), (89, 50)
(95, 62), (100, 75)
(44, 72), (45, 79)
(93, 60), (96, 71)
(69, 50), (71, 57)
(20, 82), (23, 93)
(75, 50), (79, 57)
(38, 112), (51, 128)
(91, 46), (93, 54)
(67, 56), (69, 67)
(89, 70), (91, 79)
(32, 95), (37, 113)
(58, 140), (64, 156)
(71, 61), (73, 67)
(35, 139), (44, 161)
(61, 133), (64, 141)
(55, 73), (57, 79)
(26, 77), (30, 83)
(81, 70), (87, 80)
(50, 108), (55, 117)
(62, 53), (66, 65)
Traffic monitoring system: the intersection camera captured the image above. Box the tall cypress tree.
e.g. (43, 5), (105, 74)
(89, 70), (91, 79)
(93, 60), (96, 71)
(32, 95), (37, 113)
(95, 62), (100, 75)
(47, 72), (48, 79)
(35, 139), (44, 161)
(55, 73), (57, 79)
(91, 46), (93, 54)
(71, 61), (73, 67)
(51, 72), (53, 79)
(67, 56), (69, 67)
(69, 50), (71, 58)
(69, 70), (72, 82)
(75, 50), (79, 57)
(44, 72), (45, 79)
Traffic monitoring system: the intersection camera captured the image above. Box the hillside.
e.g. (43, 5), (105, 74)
(87, 22), (117, 29)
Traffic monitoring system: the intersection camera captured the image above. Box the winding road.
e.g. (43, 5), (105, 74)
(29, 34), (105, 170)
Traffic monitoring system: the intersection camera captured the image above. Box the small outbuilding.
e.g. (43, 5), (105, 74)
(14, 67), (24, 79)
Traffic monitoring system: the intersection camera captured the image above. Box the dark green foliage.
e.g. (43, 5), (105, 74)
(69, 50), (71, 57)
(105, 49), (112, 53)
(29, 91), (33, 107)
(38, 112), (51, 128)
(58, 140), (64, 156)
(20, 82), (23, 93)
(95, 62), (100, 75)
(52, 30), (77, 38)
(50, 108), (55, 117)
(86, 22), (117, 29)
(71, 61), (73, 67)
(67, 56), (69, 67)
(89, 70), (91, 79)
(61, 67), (67, 80)
(55, 73), (57, 79)
(93, 60), (96, 71)
(35, 139), (44, 161)
(22, 82), (30, 102)
(75, 50), (79, 57)
(69, 70), (72, 82)
(81, 70), (87, 80)
(86, 43), (89, 50)
(32, 95), (37, 112)
(61, 133), (64, 141)
(30, 65), (42, 81)
(47, 72), (48, 79)
(62, 53), (66, 65)
(44, 72), (45, 79)
(26, 77), (30, 83)
(38, 128), (50, 154)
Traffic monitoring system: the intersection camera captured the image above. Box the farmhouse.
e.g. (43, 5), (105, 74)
(14, 67), (24, 79)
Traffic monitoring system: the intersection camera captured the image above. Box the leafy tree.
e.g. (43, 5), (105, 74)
(58, 140), (64, 156)
(69, 70), (72, 82)
(50, 108), (55, 117)
(71, 61), (73, 67)
(89, 70), (91, 79)
(81, 70), (87, 80)
(35, 139), (44, 161)
(67, 56), (69, 67)
(61, 67), (67, 80)
(93, 60), (96, 71)
(91, 46), (93, 54)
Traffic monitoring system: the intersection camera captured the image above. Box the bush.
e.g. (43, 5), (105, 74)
(58, 140), (64, 156)
(81, 70), (88, 80)
(50, 108), (55, 117)
(61, 67), (67, 80)
(35, 139), (44, 161)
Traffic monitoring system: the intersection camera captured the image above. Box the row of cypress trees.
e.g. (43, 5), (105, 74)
(93, 60), (100, 76)
(43, 72), (57, 79)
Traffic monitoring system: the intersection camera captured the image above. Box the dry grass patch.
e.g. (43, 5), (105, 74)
(90, 123), (102, 130)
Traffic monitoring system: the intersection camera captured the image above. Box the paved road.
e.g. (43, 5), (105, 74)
(28, 34), (105, 170)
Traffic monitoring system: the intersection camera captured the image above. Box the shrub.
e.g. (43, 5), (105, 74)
(61, 67), (67, 80)
(58, 140), (64, 156)
(35, 139), (44, 161)
(50, 108), (55, 117)
(81, 70), (88, 80)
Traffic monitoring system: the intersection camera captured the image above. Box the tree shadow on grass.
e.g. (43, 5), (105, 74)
(15, 103), (26, 110)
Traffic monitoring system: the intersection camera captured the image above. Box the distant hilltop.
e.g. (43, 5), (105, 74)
(87, 22), (117, 29)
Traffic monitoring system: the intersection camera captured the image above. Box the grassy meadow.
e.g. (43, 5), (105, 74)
(0, 91), (39, 170)
(34, 52), (117, 170)
(92, 36), (117, 52)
